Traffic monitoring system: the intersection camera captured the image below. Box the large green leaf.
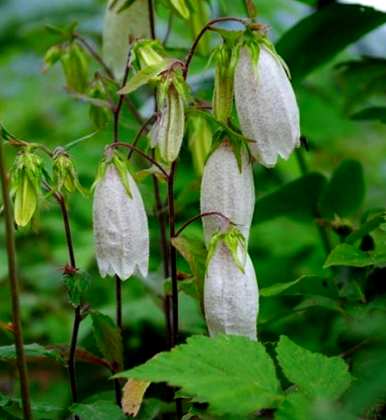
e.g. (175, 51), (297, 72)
(276, 336), (352, 400)
(253, 173), (327, 224)
(115, 335), (281, 416)
(91, 311), (123, 370)
(276, 4), (386, 82)
(319, 160), (365, 218)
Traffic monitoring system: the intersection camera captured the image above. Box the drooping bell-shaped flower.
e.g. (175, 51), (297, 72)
(234, 45), (300, 167)
(93, 154), (149, 280)
(200, 142), (255, 245)
(204, 239), (258, 340)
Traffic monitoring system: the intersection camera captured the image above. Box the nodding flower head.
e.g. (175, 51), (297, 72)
(92, 152), (149, 280)
(234, 43), (300, 167)
(200, 142), (255, 245)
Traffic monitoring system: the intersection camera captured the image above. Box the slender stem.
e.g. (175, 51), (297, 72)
(127, 114), (156, 160)
(163, 12), (173, 45)
(113, 51), (132, 143)
(74, 33), (114, 79)
(174, 211), (232, 238)
(183, 17), (246, 79)
(167, 161), (183, 420)
(295, 147), (332, 254)
(111, 142), (169, 179)
(148, 0), (156, 39)
(110, 54), (134, 406)
(54, 193), (80, 416)
(0, 136), (32, 419)
(167, 162), (178, 347)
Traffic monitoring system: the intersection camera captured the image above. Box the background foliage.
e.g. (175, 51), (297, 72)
(0, 0), (386, 418)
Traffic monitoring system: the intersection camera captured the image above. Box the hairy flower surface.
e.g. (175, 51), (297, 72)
(93, 165), (149, 280)
(200, 143), (255, 244)
(204, 243), (258, 340)
(234, 46), (300, 167)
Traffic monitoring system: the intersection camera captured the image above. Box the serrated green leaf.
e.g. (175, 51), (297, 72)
(276, 336), (351, 400)
(118, 61), (170, 95)
(114, 335), (282, 416)
(276, 4), (386, 82)
(319, 160), (365, 219)
(70, 400), (126, 420)
(325, 244), (371, 268)
(0, 343), (63, 363)
(91, 311), (123, 370)
(253, 173), (327, 224)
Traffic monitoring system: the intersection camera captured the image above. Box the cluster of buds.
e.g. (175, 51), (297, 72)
(92, 149), (149, 280)
(201, 143), (258, 340)
(52, 147), (84, 195)
(120, 39), (190, 164)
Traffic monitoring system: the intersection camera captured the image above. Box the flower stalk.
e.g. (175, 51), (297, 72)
(0, 133), (32, 419)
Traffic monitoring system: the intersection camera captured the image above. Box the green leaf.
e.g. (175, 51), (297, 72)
(261, 275), (337, 298)
(275, 392), (311, 420)
(70, 400), (125, 420)
(118, 61), (170, 95)
(346, 212), (386, 244)
(276, 335), (351, 400)
(0, 343), (63, 363)
(351, 106), (386, 124)
(276, 4), (386, 82)
(325, 243), (371, 268)
(91, 311), (123, 370)
(319, 160), (365, 218)
(64, 271), (91, 307)
(172, 235), (207, 304)
(260, 277), (304, 297)
(169, 0), (190, 19)
(253, 173), (327, 224)
(114, 335), (282, 416)
(0, 393), (65, 420)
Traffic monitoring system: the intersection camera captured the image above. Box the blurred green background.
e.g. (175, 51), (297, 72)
(1, 0), (386, 418)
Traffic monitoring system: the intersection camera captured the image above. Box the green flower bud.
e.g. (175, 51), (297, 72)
(52, 148), (84, 194)
(43, 45), (63, 72)
(150, 70), (188, 163)
(188, 115), (212, 176)
(212, 43), (240, 123)
(132, 39), (165, 69)
(61, 43), (89, 93)
(11, 149), (43, 227)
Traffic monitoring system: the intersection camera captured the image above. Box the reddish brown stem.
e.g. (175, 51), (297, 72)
(0, 134), (32, 420)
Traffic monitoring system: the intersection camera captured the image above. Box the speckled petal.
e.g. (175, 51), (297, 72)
(93, 165), (149, 280)
(204, 244), (259, 340)
(200, 143), (255, 244)
(234, 47), (300, 167)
